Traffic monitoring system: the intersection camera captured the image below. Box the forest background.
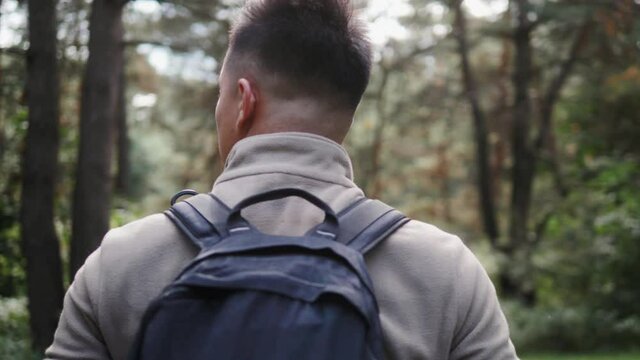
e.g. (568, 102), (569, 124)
(0, 0), (639, 358)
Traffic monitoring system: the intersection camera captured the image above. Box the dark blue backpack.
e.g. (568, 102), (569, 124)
(129, 188), (408, 360)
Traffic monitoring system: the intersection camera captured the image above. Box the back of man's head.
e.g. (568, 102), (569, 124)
(227, 0), (372, 110)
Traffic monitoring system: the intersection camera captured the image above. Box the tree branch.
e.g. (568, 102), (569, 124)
(367, 64), (391, 198)
(123, 39), (195, 54)
(533, 209), (553, 246)
(0, 47), (26, 56)
(534, 19), (591, 198)
(451, 0), (500, 244)
(535, 20), (591, 154)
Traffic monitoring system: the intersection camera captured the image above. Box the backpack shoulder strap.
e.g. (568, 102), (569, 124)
(336, 198), (410, 254)
(164, 193), (231, 250)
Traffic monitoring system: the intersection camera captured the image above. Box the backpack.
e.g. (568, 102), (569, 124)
(129, 188), (409, 360)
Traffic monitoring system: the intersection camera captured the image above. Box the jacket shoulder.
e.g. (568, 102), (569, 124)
(98, 212), (197, 294)
(101, 212), (191, 254)
(365, 219), (472, 304)
(367, 219), (468, 266)
(93, 213), (198, 358)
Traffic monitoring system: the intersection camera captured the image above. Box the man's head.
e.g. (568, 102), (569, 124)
(215, 0), (372, 160)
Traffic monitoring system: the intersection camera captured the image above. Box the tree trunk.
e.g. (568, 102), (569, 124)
(71, 0), (125, 277)
(504, 0), (537, 304)
(21, 0), (65, 351)
(502, 1), (589, 305)
(452, 0), (500, 244)
(509, 0), (535, 247)
(115, 50), (130, 196)
(369, 67), (390, 198)
(0, 0), (5, 160)
(489, 4), (512, 205)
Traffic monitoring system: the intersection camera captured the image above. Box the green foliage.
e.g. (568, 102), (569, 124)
(0, 222), (24, 296)
(536, 157), (640, 308)
(534, 64), (640, 322)
(505, 301), (640, 353)
(0, 298), (40, 360)
(567, 67), (640, 159)
(0, 111), (28, 297)
(523, 354), (640, 360)
(521, 63), (640, 354)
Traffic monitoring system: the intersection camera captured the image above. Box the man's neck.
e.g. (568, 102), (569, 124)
(247, 98), (353, 144)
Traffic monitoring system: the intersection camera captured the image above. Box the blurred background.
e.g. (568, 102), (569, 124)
(1, 0), (639, 358)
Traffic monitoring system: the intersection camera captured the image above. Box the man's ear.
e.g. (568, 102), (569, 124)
(236, 78), (257, 135)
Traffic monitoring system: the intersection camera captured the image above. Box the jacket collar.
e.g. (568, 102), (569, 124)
(213, 132), (356, 189)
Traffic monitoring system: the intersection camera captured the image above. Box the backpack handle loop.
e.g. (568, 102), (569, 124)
(170, 189), (199, 206)
(226, 188), (339, 236)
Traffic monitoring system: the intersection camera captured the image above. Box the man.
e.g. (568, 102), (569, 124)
(46, 0), (519, 359)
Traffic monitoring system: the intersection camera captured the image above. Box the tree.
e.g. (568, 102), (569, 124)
(21, 0), (65, 351)
(449, 0), (593, 304)
(451, 0), (500, 244)
(505, 0), (590, 304)
(70, 0), (127, 276)
(115, 51), (131, 196)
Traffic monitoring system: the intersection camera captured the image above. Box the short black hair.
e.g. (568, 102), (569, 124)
(228, 0), (372, 109)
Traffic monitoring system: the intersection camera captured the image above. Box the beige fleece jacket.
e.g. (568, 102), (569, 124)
(45, 132), (518, 360)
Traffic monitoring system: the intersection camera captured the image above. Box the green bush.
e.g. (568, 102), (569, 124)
(0, 298), (40, 360)
(505, 301), (640, 353)
(0, 111), (28, 297)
